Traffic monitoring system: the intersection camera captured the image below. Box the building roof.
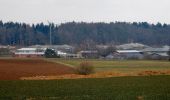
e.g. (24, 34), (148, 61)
(151, 53), (169, 57)
(117, 43), (148, 50)
(142, 47), (169, 52)
(117, 50), (141, 53)
(17, 48), (37, 51)
(0, 45), (16, 49)
(57, 51), (67, 55)
(15, 48), (46, 55)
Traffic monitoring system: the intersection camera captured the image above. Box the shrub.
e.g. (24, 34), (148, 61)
(75, 61), (95, 75)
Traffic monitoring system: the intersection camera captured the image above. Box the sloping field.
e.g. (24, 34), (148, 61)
(0, 59), (74, 80)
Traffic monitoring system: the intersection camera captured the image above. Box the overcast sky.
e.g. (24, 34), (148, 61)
(0, 0), (169, 24)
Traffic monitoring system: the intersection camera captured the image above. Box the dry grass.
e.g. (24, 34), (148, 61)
(21, 70), (170, 80)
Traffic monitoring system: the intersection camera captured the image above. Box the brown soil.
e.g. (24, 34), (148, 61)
(0, 59), (74, 80)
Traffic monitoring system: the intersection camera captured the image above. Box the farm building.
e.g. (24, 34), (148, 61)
(0, 45), (16, 56)
(78, 50), (99, 58)
(148, 53), (169, 60)
(14, 44), (77, 58)
(14, 48), (46, 58)
(29, 44), (75, 53)
(105, 50), (144, 59)
(116, 50), (144, 59)
(142, 46), (170, 60)
(57, 51), (78, 58)
(105, 52), (122, 59)
(142, 46), (169, 54)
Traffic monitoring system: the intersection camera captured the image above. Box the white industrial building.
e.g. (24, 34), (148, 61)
(14, 48), (46, 58)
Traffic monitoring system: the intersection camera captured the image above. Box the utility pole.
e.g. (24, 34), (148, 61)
(48, 21), (52, 46)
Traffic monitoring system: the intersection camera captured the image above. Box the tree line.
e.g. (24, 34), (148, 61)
(0, 21), (170, 46)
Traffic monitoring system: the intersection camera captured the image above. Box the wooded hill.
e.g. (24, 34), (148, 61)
(0, 21), (170, 46)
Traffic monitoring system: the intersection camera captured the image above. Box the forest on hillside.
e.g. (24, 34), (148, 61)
(0, 21), (170, 46)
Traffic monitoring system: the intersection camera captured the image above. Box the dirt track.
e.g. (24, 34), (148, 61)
(0, 59), (74, 80)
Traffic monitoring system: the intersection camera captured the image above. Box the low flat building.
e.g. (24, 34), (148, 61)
(14, 48), (46, 58)
(115, 50), (144, 59)
(146, 53), (169, 60)
(78, 50), (99, 58)
(29, 44), (75, 53)
(142, 46), (169, 53)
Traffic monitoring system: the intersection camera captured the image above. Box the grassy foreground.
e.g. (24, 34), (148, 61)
(0, 76), (170, 100)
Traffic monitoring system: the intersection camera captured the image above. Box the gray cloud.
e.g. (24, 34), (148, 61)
(0, 0), (169, 24)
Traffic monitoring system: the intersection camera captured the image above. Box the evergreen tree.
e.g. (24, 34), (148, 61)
(0, 21), (170, 46)
(44, 48), (58, 58)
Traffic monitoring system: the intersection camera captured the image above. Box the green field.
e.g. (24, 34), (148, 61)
(0, 76), (170, 100)
(49, 59), (170, 73)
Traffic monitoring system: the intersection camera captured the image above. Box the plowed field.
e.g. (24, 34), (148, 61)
(0, 59), (74, 80)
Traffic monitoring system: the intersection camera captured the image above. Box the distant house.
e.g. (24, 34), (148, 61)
(115, 50), (144, 59)
(104, 50), (144, 60)
(78, 50), (99, 58)
(14, 48), (46, 58)
(0, 45), (16, 56)
(146, 53), (169, 60)
(142, 46), (169, 54)
(29, 44), (75, 53)
(105, 52), (123, 60)
(14, 45), (77, 58)
(56, 50), (67, 57)
(0, 45), (16, 49)
(142, 46), (170, 60)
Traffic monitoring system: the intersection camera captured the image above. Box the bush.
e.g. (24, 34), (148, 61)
(75, 61), (95, 75)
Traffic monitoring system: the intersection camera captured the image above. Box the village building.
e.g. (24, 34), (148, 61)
(14, 45), (77, 58)
(142, 46), (169, 54)
(116, 50), (144, 59)
(0, 45), (16, 56)
(29, 44), (75, 53)
(78, 50), (99, 58)
(105, 50), (144, 60)
(148, 53), (169, 60)
(14, 48), (46, 58)
(142, 46), (170, 60)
